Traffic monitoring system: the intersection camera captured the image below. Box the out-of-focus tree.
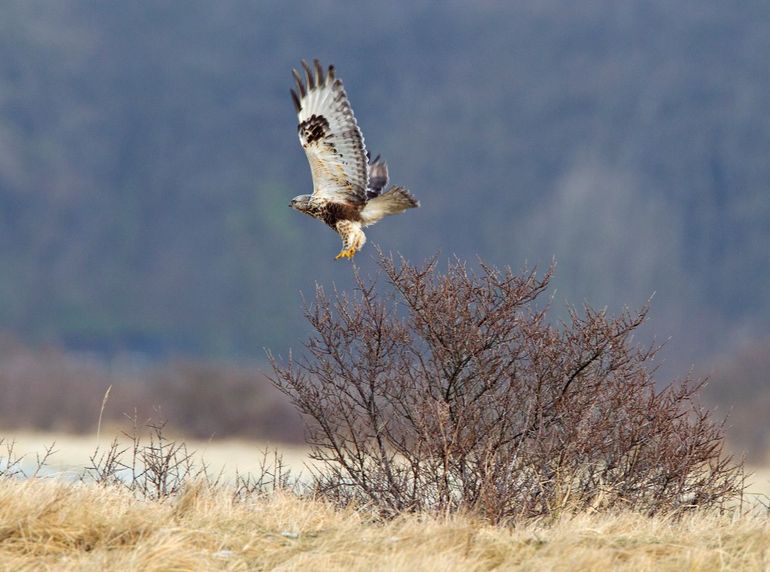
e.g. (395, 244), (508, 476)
(0, 0), (768, 365)
(704, 341), (770, 463)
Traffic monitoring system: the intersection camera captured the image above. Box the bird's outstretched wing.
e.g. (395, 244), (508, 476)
(291, 60), (368, 206)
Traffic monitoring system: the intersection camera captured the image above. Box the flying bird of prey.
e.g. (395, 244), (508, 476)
(289, 59), (419, 260)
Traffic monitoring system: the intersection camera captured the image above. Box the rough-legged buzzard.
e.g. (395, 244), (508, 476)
(289, 59), (419, 260)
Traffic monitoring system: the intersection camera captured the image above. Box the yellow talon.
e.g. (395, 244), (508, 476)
(335, 247), (356, 260)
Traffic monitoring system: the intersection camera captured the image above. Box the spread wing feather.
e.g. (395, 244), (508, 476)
(291, 60), (368, 205)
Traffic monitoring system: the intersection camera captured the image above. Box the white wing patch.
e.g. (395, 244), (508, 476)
(292, 60), (368, 205)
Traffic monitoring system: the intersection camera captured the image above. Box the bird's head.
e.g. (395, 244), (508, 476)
(289, 194), (313, 214)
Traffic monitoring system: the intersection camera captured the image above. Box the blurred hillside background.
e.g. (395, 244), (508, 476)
(0, 1), (768, 458)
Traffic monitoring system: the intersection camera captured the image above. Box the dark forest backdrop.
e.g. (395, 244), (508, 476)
(0, 1), (769, 450)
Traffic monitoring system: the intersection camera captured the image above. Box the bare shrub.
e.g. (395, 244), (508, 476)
(270, 253), (744, 522)
(232, 448), (294, 501)
(0, 437), (57, 479)
(0, 438), (25, 478)
(84, 417), (212, 499)
(83, 416), (294, 501)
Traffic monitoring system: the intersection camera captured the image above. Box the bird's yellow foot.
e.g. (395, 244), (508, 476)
(335, 247), (356, 260)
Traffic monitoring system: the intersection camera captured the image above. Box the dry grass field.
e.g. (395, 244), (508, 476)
(0, 478), (767, 571)
(0, 432), (768, 571)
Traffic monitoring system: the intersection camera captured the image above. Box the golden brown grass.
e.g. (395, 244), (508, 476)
(0, 478), (768, 571)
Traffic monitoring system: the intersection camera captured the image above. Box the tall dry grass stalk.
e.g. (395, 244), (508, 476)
(96, 385), (112, 442)
(0, 478), (767, 571)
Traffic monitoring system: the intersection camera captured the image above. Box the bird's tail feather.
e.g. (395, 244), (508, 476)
(361, 186), (419, 225)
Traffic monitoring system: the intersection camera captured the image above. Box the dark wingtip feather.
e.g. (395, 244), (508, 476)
(313, 59), (323, 86)
(290, 89), (301, 113)
(403, 188), (420, 208)
(328, 65), (335, 81)
(291, 68), (305, 98)
(301, 59), (314, 90)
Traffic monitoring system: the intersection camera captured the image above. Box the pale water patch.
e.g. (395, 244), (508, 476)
(0, 431), (311, 483)
(745, 466), (770, 504)
(3, 431), (768, 509)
